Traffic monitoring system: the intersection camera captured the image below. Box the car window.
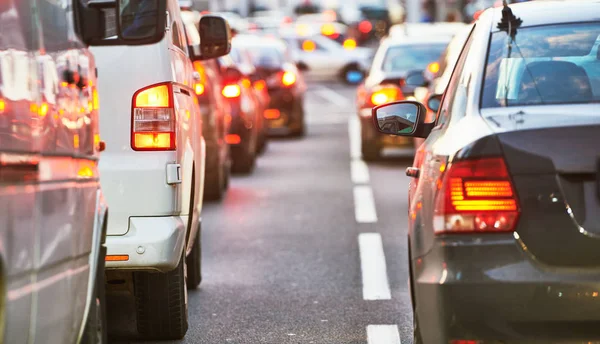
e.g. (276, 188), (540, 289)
(382, 44), (447, 73)
(436, 28), (476, 128)
(172, 21), (185, 51)
(481, 22), (600, 108)
(248, 46), (284, 68)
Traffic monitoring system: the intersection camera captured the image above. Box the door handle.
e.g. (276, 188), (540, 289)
(406, 167), (420, 178)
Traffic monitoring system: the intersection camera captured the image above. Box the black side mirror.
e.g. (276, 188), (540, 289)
(76, 0), (168, 46)
(190, 15), (232, 61)
(427, 93), (443, 113)
(372, 101), (433, 138)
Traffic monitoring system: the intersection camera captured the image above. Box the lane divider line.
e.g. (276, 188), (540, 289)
(354, 186), (378, 223)
(358, 233), (391, 300)
(351, 159), (370, 184)
(348, 117), (362, 160)
(367, 325), (401, 344)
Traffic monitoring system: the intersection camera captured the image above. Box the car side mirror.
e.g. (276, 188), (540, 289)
(76, 0), (168, 46)
(190, 15), (232, 61)
(372, 101), (432, 138)
(427, 93), (443, 113)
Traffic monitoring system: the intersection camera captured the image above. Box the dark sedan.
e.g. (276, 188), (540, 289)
(235, 36), (307, 137)
(372, 2), (600, 342)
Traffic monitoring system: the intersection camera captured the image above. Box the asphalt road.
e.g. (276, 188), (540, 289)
(108, 80), (415, 344)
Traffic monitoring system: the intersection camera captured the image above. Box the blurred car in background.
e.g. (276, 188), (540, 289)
(356, 35), (449, 160)
(215, 53), (262, 173)
(339, 2), (391, 46)
(373, 2), (600, 342)
(248, 9), (293, 34)
(236, 36), (307, 136)
(282, 32), (372, 84)
(291, 20), (354, 45)
(182, 10), (232, 201)
(230, 36), (271, 153)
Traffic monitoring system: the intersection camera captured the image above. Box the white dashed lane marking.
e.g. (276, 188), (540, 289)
(367, 325), (401, 344)
(358, 233), (391, 300)
(354, 186), (378, 224)
(351, 159), (370, 184)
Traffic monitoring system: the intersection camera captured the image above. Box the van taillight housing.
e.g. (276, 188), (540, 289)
(434, 157), (520, 234)
(131, 83), (176, 151)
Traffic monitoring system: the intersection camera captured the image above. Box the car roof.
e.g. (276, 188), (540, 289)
(485, 0), (600, 30)
(389, 22), (468, 38)
(382, 35), (453, 47)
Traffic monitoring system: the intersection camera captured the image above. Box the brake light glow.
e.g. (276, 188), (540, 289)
(428, 61), (440, 74)
(370, 86), (402, 106)
(254, 80), (266, 91)
(321, 23), (336, 36)
(0, 98), (5, 113)
(343, 38), (357, 50)
(194, 83), (205, 95)
(359, 20), (372, 34)
(264, 109), (281, 119)
(106, 255), (129, 262)
(281, 72), (296, 87)
(302, 40), (316, 52)
(225, 134), (241, 145)
(434, 157), (520, 234)
(131, 83), (175, 151)
(222, 84), (241, 98)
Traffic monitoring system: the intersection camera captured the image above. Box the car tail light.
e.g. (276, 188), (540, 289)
(321, 23), (336, 36)
(0, 98), (5, 113)
(222, 84), (241, 98)
(281, 72), (296, 87)
(369, 85), (402, 106)
(194, 83), (205, 95)
(343, 38), (357, 50)
(225, 134), (241, 145)
(131, 83), (175, 151)
(434, 157), (520, 234)
(428, 61), (440, 74)
(254, 80), (266, 91)
(264, 109), (280, 119)
(359, 20), (372, 34)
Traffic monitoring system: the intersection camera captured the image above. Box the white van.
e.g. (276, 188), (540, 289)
(0, 0), (171, 343)
(90, 0), (231, 339)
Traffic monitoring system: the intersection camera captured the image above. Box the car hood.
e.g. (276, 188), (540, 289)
(480, 104), (600, 134)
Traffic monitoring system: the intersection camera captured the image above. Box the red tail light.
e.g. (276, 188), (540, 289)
(359, 20), (372, 34)
(131, 83), (175, 151)
(281, 72), (296, 87)
(434, 157), (519, 234)
(222, 84), (241, 98)
(225, 134), (241, 145)
(194, 83), (205, 95)
(264, 109), (280, 119)
(368, 85), (403, 107)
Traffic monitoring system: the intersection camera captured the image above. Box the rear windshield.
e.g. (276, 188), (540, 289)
(247, 47), (284, 68)
(382, 44), (447, 73)
(481, 22), (600, 108)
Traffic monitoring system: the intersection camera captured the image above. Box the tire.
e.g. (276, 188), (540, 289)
(231, 142), (255, 174)
(256, 133), (268, 154)
(361, 140), (381, 161)
(291, 102), (306, 137)
(204, 163), (224, 202)
(81, 224), (108, 344)
(134, 251), (188, 340)
(186, 222), (202, 289)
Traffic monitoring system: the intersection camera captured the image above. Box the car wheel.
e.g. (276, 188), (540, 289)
(204, 159), (224, 202)
(257, 133), (268, 154)
(186, 222), (202, 289)
(134, 251), (188, 340)
(361, 140), (381, 161)
(291, 102), (306, 137)
(81, 224), (107, 344)
(342, 65), (365, 85)
(231, 141), (256, 174)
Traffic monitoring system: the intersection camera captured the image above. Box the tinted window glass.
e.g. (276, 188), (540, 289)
(481, 22), (600, 108)
(382, 44), (447, 72)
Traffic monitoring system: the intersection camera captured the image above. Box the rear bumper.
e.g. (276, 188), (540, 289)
(414, 235), (600, 342)
(105, 216), (187, 273)
(264, 90), (303, 133)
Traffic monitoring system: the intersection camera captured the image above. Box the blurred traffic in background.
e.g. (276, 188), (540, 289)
(2, 0), (600, 343)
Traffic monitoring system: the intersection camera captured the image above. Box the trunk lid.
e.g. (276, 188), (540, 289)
(482, 106), (600, 268)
